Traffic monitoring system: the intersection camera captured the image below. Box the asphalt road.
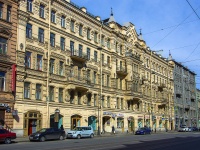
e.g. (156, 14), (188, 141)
(1, 132), (200, 150)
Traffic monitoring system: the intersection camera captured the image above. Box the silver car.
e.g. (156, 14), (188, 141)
(178, 126), (189, 132)
(66, 126), (94, 139)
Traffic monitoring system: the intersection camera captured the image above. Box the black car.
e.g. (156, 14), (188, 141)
(29, 128), (66, 142)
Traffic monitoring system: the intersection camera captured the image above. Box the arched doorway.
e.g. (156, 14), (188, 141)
(71, 115), (82, 129)
(50, 114), (63, 129)
(24, 111), (42, 136)
(103, 116), (111, 133)
(88, 116), (97, 131)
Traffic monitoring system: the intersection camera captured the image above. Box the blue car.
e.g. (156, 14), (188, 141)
(135, 127), (151, 135)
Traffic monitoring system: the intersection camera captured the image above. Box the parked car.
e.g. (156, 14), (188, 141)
(66, 126), (94, 139)
(29, 128), (66, 142)
(135, 127), (151, 135)
(191, 127), (198, 131)
(178, 126), (189, 132)
(0, 129), (16, 144)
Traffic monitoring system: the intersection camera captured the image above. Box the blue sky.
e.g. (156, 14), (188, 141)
(71, 0), (200, 89)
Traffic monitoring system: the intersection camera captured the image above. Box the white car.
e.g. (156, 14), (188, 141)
(178, 127), (189, 132)
(66, 126), (94, 139)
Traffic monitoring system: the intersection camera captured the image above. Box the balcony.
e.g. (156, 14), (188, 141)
(116, 66), (128, 77)
(70, 50), (88, 63)
(184, 105), (190, 111)
(158, 83), (166, 88)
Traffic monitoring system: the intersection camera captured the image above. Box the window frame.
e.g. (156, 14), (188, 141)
(36, 54), (43, 71)
(24, 82), (30, 99)
(35, 84), (42, 100)
(61, 15), (65, 28)
(70, 20), (75, 32)
(39, 4), (45, 18)
(50, 33), (55, 47)
(0, 37), (8, 55)
(6, 5), (11, 22)
(51, 10), (56, 23)
(25, 51), (31, 68)
(27, 0), (33, 12)
(26, 23), (32, 39)
(60, 37), (65, 51)
(38, 28), (44, 43)
(0, 72), (6, 92)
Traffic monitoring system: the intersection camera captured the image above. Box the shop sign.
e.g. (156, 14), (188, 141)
(116, 113), (124, 117)
(103, 111), (116, 117)
(138, 115), (144, 119)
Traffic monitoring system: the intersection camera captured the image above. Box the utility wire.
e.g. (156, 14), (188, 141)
(186, 0), (200, 19)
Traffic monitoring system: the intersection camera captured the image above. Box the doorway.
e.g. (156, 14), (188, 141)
(71, 115), (81, 129)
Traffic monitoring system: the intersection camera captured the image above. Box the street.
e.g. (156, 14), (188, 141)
(1, 132), (200, 150)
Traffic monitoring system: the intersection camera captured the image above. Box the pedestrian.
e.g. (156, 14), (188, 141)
(112, 125), (115, 135)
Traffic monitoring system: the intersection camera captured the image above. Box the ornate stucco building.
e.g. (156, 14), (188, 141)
(196, 89), (200, 128)
(14, 0), (174, 136)
(0, 0), (18, 130)
(171, 59), (197, 129)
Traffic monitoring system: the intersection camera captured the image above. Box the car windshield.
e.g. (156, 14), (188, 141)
(73, 127), (83, 131)
(38, 128), (47, 133)
(139, 128), (146, 130)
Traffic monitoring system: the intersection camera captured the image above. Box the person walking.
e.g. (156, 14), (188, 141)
(112, 125), (115, 135)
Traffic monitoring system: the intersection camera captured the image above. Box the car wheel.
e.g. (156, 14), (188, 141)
(90, 134), (94, 138)
(143, 132), (146, 135)
(40, 136), (45, 142)
(77, 134), (81, 139)
(59, 135), (64, 140)
(5, 138), (11, 144)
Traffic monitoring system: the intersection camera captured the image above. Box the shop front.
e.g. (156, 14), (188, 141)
(145, 115), (150, 127)
(88, 116), (97, 131)
(128, 116), (134, 132)
(117, 114), (124, 133)
(138, 115), (143, 129)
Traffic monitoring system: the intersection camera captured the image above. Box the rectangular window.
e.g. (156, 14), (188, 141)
(27, 0), (33, 12)
(59, 88), (63, 103)
(60, 37), (65, 51)
(93, 71), (96, 84)
(87, 28), (90, 39)
(107, 97), (110, 108)
(101, 35), (104, 46)
(70, 20), (75, 32)
(0, 37), (8, 55)
(49, 58), (55, 74)
(120, 45), (122, 54)
(59, 61), (64, 75)
(102, 96), (104, 108)
(26, 23), (32, 38)
(87, 48), (90, 60)
(107, 39), (110, 49)
(116, 98), (119, 109)
(0, 72), (5, 92)
(107, 56), (110, 67)
(78, 44), (82, 57)
(101, 54), (104, 65)
(24, 82), (30, 98)
(121, 99), (124, 109)
(36, 54), (42, 70)
(38, 28), (44, 43)
(70, 41), (74, 55)
(115, 42), (118, 52)
(94, 51), (97, 62)
(51, 10), (56, 23)
(94, 32), (97, 42)
(79, 24), (83, 36)
(102, 74), (104, 86)
(94, 94), (97, 106)
(107, 75), (110, 87)
(61, 16), (65, 28)
(6, 5), (11, 22)
(49, 86), (54, 101)
(120, 79), (122, 90)
(35, 84), (42, 100)
(25, 51), (31, 68)
(50, 33), (55, 47)
(0, 2), (3, 18)
(39, 4), (45, 18)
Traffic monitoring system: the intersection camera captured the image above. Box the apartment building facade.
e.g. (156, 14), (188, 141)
(196, 89), (200, 128)
(14, 0), (174, 136)
(172, 60), (196, 129)
(0, 0), (18, 129)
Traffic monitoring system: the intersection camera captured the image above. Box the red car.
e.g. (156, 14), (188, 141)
(0, 129), (16, 144)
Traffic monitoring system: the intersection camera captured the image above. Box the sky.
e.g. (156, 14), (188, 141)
(71, 0), (200, 89)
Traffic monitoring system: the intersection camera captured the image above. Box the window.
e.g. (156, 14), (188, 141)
(51, 10), (56, 23)
(120, 45), (122, 54)
(79, 24), (83, 36)
(107, 39), (110, 49)
(102, 96), (104, 108)
(50, 33), (55, 47)
(49, 86), (54, 101)
(93, 71), (96, 84)
(60, 37), (65, 51)
(24, 82), (30, 98)
(94, 94), (97, 106)
(107, 56), (110, 67)
(115, 42), (118, 52)
(94, 51), (97, 62)
(36, 84), (42, 100)
(6, 5), (11, 22)
(39, 4), (45, 18)
(59, 61), (64, 75)
(120, 79), (122, 90)
(87, 28), (90, 39)
(0, 37), (8, 55)
(101, 54), (104, 65)
(94, 32), (97, 42)
(70, 41), (74, 54)
(38, 28), (44, 43)
(78, 44), (82, 57)
(87, 48), (90, 60)
(102, 74), (104, 86)
(49, 58), (55, 74)
(0, 2), (3, 18)
(0, 72), (5, 91)
(70, 20), (75, 32)
(36, 54), (42, 70)
(107, 97), (110, 108)
(121, 98), (124, 109)
(26, 23), (32, 38)
(25, 51), (31, 68)
(58, 88), (63, 103)
(116, 98), (119, 109)
(27, 0), (33, 12)
(101, 35), (104, 46)
(61, 15), (65, 28)
(107, 75), (110, 87)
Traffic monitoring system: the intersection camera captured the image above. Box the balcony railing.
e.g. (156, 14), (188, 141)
(116, 66), (127, 76)
(68, 74), (92, 86)
(70, 49), (88, 62)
